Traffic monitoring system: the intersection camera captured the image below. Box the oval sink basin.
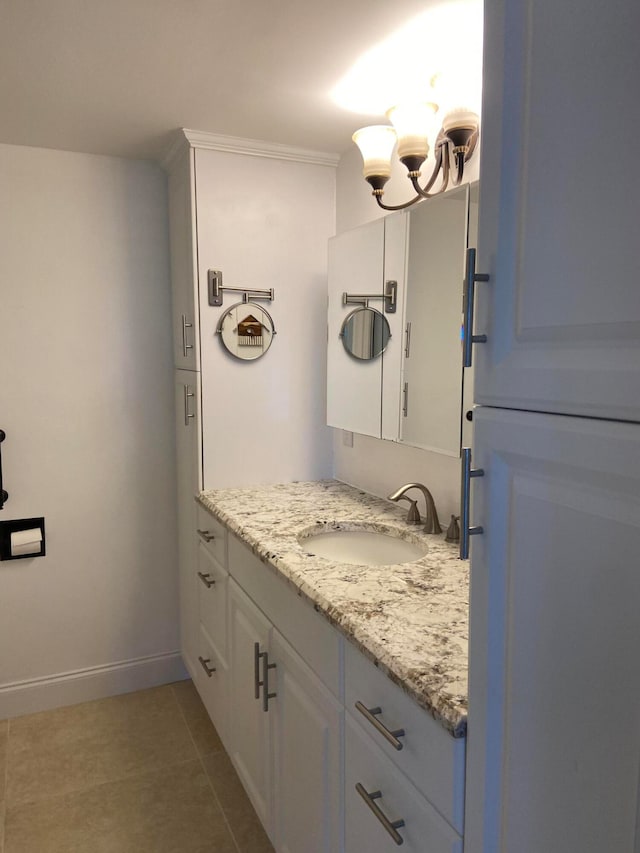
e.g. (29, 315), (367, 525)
(299, 528), (427, 566)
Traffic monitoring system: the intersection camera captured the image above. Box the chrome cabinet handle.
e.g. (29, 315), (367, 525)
(460, 447), (484, 559)
(198, 656), (216, 677)
(402, 382), (409, 418)
(183, 385), (195, 427)
(197, 571), (215, 588)
(258, 649), (277, 712)
(355, 701), (405, 751)
(197, 529), (215, 542)
(404, 322), (411, 358)
(462, 247), (489, 368)
(355, 783), (405, 846)
(181, 313), (194, 358)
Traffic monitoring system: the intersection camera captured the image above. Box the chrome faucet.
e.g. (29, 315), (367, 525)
(387, 483), (442, 534)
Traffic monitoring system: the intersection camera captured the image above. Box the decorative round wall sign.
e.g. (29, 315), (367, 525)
(216, 301), (276, 361)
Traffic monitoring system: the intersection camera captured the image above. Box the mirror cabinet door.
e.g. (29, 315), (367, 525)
(400, 184), (470, 455)
(326, 183), (477, 452)
(462, 183), (479, 448)
(327, 216), (406, 438)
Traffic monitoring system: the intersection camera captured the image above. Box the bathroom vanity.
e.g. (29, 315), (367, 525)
(190, 480), (468, 852)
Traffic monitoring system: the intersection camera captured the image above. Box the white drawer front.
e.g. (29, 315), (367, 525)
(196, 503), (227, 567)
(345, 717), (462, 853)
(196, 542), (228, 665)
(195, 624), (229, 747)
(345, 641), (465, 832)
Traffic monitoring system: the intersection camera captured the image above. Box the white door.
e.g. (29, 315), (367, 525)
(228, 579), (273, 832)
(174, 369), (202, 676)
(473, 0), (640, 420)
(270, 629), (343, 853)
(465, 406), (640, 853)
(168, 148), (199, 371)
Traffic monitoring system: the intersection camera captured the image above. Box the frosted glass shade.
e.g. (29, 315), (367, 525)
(352, 126), (397, 179)
(442, 108), (479, 134)
(386, 103), (438, 160)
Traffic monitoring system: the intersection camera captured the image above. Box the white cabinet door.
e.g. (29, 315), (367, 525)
(465, 407), (640, 853)
(327, 215), (407, 439)
(228, 579), (273, 832)
(168, 148), (199, 371)
(174, 370), (202, 676)
(271, 629), (343, 853)
(474, 0), (640, 420)
(327, 218), (385, 438)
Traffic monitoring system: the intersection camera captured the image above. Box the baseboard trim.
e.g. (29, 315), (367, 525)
(0, 651), (189, 719)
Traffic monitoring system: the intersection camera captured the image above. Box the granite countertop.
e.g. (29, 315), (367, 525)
(198, 480), (469, 737)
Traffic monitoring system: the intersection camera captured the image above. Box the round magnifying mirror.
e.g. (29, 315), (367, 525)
(340, 306), (391, 361)
(217, 301), (276, 361)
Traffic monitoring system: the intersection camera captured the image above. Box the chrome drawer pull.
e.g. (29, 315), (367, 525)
(198, 656), (216, 677)
(197, 529), (215, 543)
(460, 447), (484, 559)
(355, 701), (405, 750)
(355, 783), (405, 846)
(197, 571), (215, 588)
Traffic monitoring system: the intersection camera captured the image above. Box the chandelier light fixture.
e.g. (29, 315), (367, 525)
(352, 103), (480, 211)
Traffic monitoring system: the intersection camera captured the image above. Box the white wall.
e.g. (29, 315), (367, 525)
(0, 143), (182, 716)
(195, 147), (336, 488)
(333, 145), (480, 520)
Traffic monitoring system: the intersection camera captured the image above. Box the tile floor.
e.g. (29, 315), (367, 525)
(0, 681), (274, 853)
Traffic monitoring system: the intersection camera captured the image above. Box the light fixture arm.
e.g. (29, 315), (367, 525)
(374, 138), (450, 211)
(356, 111), (480, 212)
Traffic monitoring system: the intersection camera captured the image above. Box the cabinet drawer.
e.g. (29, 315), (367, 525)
(195, 625), (229, 747)
(196, 542), (228, 665)
(196, 504), (227, 567)
(229, 534), (342, 698)
(345, 716), (462, 853)
(345, 641), (465, 832)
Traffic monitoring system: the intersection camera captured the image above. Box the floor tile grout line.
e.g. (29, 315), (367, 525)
(169, 683), (243, 853)
(2, 685), (201, 813)
(4, 754), (207, 814)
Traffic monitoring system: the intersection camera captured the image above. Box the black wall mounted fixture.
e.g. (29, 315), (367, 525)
(0, 517), (46, 561)
(0, 429), (8, 510)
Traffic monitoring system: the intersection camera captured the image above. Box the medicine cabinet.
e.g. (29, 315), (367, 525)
(327, 182), (478, 455)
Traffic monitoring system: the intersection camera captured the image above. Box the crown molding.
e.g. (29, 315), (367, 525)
(181, 128), (339, 168)
(160, 130), (191, 171)
(161, 128), (340, 173)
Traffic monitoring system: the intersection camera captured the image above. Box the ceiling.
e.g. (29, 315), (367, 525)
(0, 0), (453, 163)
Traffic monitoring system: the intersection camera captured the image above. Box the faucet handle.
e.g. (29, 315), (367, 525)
(405, 499), (421, 525)
(392, 494), (421, 525)
(445, 515), (460, 543)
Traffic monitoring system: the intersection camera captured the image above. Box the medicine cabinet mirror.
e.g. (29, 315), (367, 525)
(326, 182), (478, 454)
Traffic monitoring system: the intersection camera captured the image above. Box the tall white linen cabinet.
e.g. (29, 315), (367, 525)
(465, 0), (640, 851)
(165, 133), (336, 679)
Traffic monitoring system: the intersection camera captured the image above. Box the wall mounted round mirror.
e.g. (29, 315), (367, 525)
(216, 301), (276, 361)
(340, 306), (391, 360)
